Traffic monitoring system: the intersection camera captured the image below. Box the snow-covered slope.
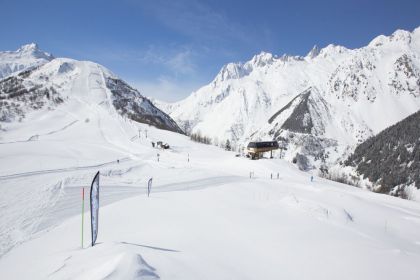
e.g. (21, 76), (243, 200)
(0, 45), (179, 257)
(344, 109), (420, 196)
(1, 121), (420, 279)
(0, 57), (181, 256)
(0, 43), (54, 79)
(0, 56), (182, 133)
(0, 42), (420, 279)
(157, 27), (420, 168)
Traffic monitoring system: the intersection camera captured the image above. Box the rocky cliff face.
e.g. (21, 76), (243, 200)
(106, 77), (183, 133)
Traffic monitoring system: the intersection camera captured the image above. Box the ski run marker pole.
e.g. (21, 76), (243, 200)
(81, 187), (85, 248)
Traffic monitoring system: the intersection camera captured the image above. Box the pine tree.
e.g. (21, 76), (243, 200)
(225, 139), (231, 151)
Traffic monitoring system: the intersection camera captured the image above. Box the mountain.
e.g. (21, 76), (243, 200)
(344, 110), (420, 198)
(0, 43), (54, 79)
(155, 27), (420, 170)
(0, 46), (183, 134)
(0, 45), (181, 256)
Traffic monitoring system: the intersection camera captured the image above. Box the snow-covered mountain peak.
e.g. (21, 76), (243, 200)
(390, 29), (412, 42)
(212, 50), (307, 86)
(306, 45), (320, 59)
(368, 34), (388, 47)
(319, 44), (349, 58)
(213, 62), (248, 84)
(15, 43), (53, 60)
(248, 51), (275, 67)
(17, 42), (38, 51)
(0, 43), (54, 79)
(368, 28), (417, 48)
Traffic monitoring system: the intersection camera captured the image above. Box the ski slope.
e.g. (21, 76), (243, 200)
(1, 118), (420, 279)
(1, 52), (420, 279)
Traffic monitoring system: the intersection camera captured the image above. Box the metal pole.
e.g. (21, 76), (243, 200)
(81, 187), (85, 248)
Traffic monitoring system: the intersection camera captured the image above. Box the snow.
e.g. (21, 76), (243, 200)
(1, 31), (420, 280)
(0, 43), (53, 79)
(1, 108), (420, 279)
(154, 27), (420, 169)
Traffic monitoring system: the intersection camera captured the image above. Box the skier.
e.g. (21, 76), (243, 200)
(311, 175), (314, 182)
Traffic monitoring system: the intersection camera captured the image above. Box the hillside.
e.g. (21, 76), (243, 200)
(344, 110), (420, 198)
(0, 52), (183, 133)
(1, 118), (420, 279)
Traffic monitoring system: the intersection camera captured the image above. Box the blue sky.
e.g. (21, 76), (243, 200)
(1, 0), (419, 101)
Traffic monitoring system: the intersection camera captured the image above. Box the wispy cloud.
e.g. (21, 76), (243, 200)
(138, 45), (197, 76)
(71, 43), (199, 76)
(61, 0), (273, 101)
(131, 76), (202, 102)
(167, 49), (196, 75)
(62, 42), (206, 101)
(138, 0), (257, 48)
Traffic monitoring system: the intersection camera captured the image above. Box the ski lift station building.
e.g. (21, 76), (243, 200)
(246, 141), (279, 159)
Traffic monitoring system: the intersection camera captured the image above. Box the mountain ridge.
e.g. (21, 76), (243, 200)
(154, 26), (420, 172)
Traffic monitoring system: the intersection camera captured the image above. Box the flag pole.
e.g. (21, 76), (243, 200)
(81, 187), (85, 248)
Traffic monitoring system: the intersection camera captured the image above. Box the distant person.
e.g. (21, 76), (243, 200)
(311, 175), (314, 182)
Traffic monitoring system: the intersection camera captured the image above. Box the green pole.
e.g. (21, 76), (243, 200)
(81, 187), (85, 248)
